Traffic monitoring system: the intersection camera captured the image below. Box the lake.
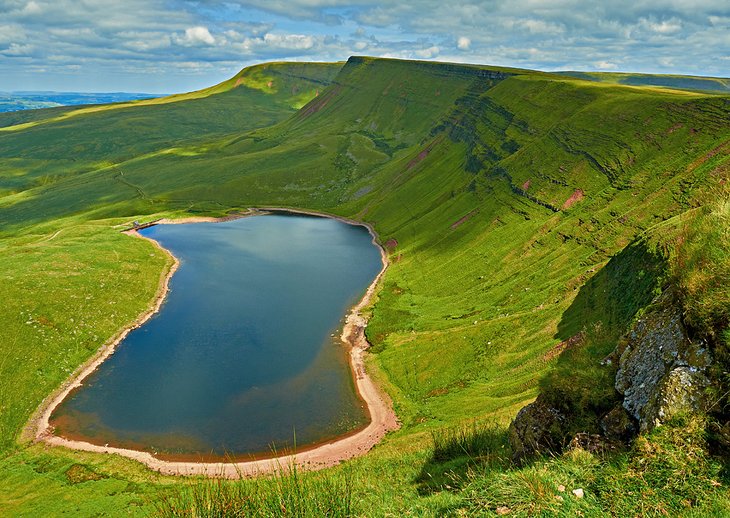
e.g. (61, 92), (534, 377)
(50, 214), (383, 460)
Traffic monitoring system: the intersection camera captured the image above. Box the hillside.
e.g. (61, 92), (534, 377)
(0, 61), (341, 201)
(0, 92), (158, 114)
(0, 57), (728, 516)
(556, 70), (730, 93)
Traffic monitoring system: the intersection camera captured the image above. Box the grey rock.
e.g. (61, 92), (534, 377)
(642, 366), (710, 431)
(568, 432), (620, 454)
(508, 396), (567, 462)
(614, 292), (712, 432)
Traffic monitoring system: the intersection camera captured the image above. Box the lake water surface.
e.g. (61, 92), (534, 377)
(50, 214), (383, 459)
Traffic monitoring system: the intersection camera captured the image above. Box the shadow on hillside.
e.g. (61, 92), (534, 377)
(415, 421), (512, 495)
(555, 240), (666, 344)
(414, 239), (668, 495)
(538, 238), (667, 433)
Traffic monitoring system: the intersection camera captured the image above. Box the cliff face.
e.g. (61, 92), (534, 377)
(510, 289), (714, 459)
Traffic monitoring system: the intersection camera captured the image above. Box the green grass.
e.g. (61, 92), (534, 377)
(156, 462), (354, 517)
(557, 70), (730, 93)
(0, 56), (728, 515)
(450, 415), (729, 516)
(0, 218), (172, 453)
(672, 189), (730, 347)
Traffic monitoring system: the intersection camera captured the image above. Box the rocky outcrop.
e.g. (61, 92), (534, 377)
(509, 289), (714, 460)
(614, 292), (712, 431)
(508, 395), (568, 462)
(642, 367), (710, 429)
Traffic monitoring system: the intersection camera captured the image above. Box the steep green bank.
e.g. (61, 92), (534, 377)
(0, 57), (728, 515)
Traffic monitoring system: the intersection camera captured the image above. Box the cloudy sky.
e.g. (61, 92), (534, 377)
(1, 0), (728, 93)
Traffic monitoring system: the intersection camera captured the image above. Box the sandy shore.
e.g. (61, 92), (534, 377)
(26, 208), (398, 478)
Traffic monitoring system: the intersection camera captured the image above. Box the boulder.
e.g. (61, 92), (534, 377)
(614, 292), (711, 431)
(642, 366), (710, 430)
(508, 396), (567, 462)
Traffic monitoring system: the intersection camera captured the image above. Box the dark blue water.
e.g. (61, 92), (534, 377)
(51, 214), (382, 459)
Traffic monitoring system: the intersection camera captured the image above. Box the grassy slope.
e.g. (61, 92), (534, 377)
(0, 62), (341, 199)
(557, 70), (730, 93)
(0, 57), (728, 515)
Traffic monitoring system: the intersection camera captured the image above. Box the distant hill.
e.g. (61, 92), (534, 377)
(556, 70), (730, 92)
(0, 92), (158, 113)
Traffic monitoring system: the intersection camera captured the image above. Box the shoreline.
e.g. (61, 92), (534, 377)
(25, 208), (399, 478)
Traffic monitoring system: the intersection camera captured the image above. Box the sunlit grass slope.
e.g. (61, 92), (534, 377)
(0, 56), (728, 515)
(0, 62), (341, 198)
(557, 70), (730, 93)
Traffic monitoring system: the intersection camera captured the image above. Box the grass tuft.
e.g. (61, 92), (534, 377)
(431, 421), (509, 464)
(155, 462), (353, 518)
(674, 187), (730, 349)
(65, 463), (106, 484)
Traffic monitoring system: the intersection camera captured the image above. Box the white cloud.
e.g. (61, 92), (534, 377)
(517, 19), (565, 35)
(415, 45), (440, 59)
(226, 32), (323, 57)
(22, 1), (42, 15)
(177, 26), (215, 46)
(1, 42), (33, 56)
(0, 24), (27, 44)
(0, 0), (728, 92)
(120, 32), (171, 52)
(356, 6), (402, 27)
(263, 33), (315, 50)
(174, 61), (214, 71)
(638, 17), (683, 34)
(708, 15), (730, 26)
